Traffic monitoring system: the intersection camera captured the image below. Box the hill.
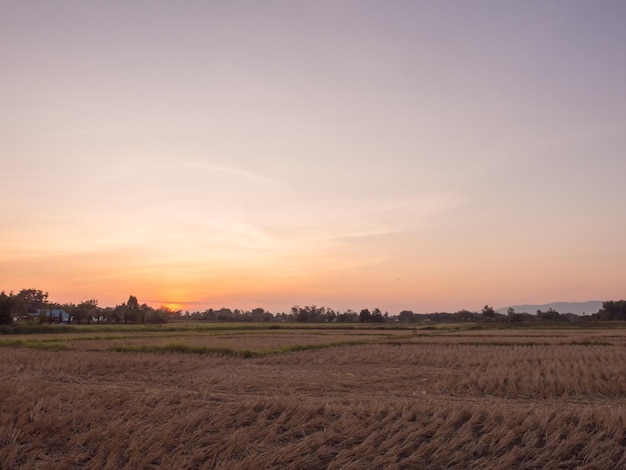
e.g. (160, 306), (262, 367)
(496, 301), (603, 316)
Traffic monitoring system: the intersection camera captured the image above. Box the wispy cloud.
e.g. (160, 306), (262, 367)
(191, 162), (290, 188)
(261, 191), (465, 244)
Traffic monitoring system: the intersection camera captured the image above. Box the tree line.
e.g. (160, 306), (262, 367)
(1, 288), (625, 326)
(0, 289), (169, 325)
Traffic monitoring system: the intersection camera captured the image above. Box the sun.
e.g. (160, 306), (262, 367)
(163, 303), (184, 312)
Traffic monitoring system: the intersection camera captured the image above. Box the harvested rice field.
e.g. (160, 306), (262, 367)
(2, 324), (626, 469)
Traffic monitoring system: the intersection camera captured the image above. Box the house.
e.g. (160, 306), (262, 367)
(33, 309), (70, 323)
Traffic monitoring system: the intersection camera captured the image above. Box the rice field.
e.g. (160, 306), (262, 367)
(2, 324), (626, 468)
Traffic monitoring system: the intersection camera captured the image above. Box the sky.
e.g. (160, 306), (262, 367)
(1, 1), (625, 313)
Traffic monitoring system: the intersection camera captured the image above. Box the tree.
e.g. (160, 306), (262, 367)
(17, 289), (48, 312)
(111, 304), (126, 323)
(481, 305), (496, 320)
(292, 305), (307, 322)
(138, 303), (152, 323)
(455, 309), (476, 322)
(250, 307), (268, 322)
(597, 300), (626, 321)
(398, 310), (415, 323)
(336, 309), (358, 323)
(507, 307), (523, 322)
(359, 309), (371, 323)
(10, 289), (49, 320)
(292, 305), (327, 322)
(370, 308), (385, 323)
(537, 308), (561, 321)
(127, 295), (139, 310)
(325, 308), (337, 323)
(70, 299), (98, 324)
(0, 291), (15, 325)
(147, 307), (170, 324)
(216, 307), (233, 321)
(123, 295), (140, 323)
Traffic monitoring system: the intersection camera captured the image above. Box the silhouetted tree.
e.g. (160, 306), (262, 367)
(11, 289), (49, 320)
(325, 308), (337, 322)
(359, 309), (371, 323)
(20, 289), (49, 310)
(481, 305), (496, 320)
(0, 291), (15, 325)
(336, 309), (358, 323)
(251, 307), (269, 322)
(370, 308), (385, 323)
(146, 307), (170, 324)
(69, 299), (98, 324)
(110, 304), (125, 323)
(596, 301), (626, 321)
(218, 308), (234, 321)
(292, 305), (307, 322)
(398, 310), (415, 323)
(455, 309), (477, 322)
(292, 305), (327, 322)
(506, 307), (524, 322)
(537, 308), (561, 321)
(121, 295), (140, 323)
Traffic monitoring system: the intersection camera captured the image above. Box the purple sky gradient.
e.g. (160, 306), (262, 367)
(1, 1), (625, 312)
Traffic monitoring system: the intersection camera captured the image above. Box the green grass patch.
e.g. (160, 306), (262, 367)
(265, 340), (369, 354)
(109, 343), (254, 357)
(0, 324), (79, 335)
(109, 339), (376, 357)
(0, 338), (69, 350)
(1, 321), (477, 336)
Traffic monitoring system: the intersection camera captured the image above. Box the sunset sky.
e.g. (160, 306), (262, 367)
(2, 1), (625, 313)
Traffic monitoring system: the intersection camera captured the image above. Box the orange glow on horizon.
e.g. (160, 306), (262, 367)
(163, 303), (184, 312)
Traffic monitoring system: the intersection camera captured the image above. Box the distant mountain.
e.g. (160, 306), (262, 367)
(496, 301), (604, 316)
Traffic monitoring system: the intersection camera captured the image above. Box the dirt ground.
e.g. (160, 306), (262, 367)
(2, 328), (626, 469)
